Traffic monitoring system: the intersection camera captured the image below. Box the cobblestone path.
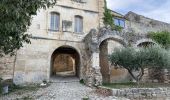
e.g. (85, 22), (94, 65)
(0, 77), (129, 100)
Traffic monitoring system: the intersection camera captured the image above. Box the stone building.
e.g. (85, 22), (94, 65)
(0, 0), (170, 86)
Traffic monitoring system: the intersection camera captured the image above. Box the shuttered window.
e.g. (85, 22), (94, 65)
(50, 12), (60, 31)
(75, 16), (83, 33)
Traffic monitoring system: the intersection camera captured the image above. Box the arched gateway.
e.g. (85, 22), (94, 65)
(50, 46), (80, 78)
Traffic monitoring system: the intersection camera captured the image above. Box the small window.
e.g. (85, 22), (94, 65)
(75, 16), (83, 33)
(114, 18), (119, 26)
(50, 12), (60, 31)
(119, 20), (125, 27)
(114, 18), (125, 28)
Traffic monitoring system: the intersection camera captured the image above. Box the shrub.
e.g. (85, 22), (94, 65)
(79, 79), (85, 84)
(109, 46), (170, 83)
(148, 31), (170, 49)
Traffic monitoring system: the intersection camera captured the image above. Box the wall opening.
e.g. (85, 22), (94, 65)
(99, 39), (129, 83)
(137, 42), (155, 47)
(99, 40), (110, 83)
(51, 46), (80, 77)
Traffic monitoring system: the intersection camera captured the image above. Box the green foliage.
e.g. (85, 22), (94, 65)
(109, 46), (170, 82)
(82, 96), (89, 100)
(79, 79), (85, 84)
(103, 0), (114, 28)
(103, 0), (123, 31)
(148, 31), (170, 48)
(0, 0), (56, 57)
(114, 25), (123, 32)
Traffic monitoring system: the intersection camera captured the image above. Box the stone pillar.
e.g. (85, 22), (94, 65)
(92, 52), (102, 86)
(86, 52), (102, 87)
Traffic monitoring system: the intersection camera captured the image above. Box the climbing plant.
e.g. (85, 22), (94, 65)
(103, 0), (122, 31)
(148, 31), (170, 49)
(103, 0), (114, 28)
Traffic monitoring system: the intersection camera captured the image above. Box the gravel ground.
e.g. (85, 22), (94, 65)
(0, 77), (129, 100)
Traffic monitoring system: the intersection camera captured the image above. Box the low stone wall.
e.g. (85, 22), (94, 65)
(97, 86), (170, 99)
(112, 88), (170, 99)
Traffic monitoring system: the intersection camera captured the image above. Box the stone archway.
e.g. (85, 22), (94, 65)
(50, 46), (80, 77)
(99, 38), (129, 83)
(134, 38), (158, 47)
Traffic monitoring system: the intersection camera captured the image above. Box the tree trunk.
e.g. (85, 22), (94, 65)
(127, 68), (144, 85)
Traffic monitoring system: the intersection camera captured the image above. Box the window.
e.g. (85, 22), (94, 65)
(114, 18), (125, 28)
(75, 16), (83, 33)
(50, 12), (60, 31)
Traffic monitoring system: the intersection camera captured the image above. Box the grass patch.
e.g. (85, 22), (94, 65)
(103, 82), (170, 89)
(0, 84), (43, 96)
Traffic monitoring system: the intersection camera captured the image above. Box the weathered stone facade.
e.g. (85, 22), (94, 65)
(0, 0), (170, 86)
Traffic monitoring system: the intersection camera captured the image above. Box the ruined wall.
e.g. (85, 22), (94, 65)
(0, 55), (15, 80)
(125, 12), (170, 34)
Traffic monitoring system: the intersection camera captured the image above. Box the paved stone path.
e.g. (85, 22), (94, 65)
(0, 77), (129, 100)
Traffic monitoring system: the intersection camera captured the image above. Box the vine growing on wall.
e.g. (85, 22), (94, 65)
(103, 0), (114, 28)
(103, 0), (123, 31)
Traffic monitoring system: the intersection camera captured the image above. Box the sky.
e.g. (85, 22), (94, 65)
(107, 0), (170, 23)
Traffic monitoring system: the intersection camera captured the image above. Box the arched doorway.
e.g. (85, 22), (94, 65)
(99, 39), (129, 83)
(50, 46), (80, 77)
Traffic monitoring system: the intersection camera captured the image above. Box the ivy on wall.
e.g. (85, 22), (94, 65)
(148, 31), (170, 49)
(103, 0), (123, 31)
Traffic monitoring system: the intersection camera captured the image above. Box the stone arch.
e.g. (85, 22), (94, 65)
(50, 45), (81, 78)
(99, 37), (129, 83)
(98, 35), (128, 47)
(134, 38), (158, 47)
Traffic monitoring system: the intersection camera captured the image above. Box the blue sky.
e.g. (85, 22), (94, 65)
(107, 0), (170, 23)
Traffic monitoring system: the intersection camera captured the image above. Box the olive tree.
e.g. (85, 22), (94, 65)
(0, 0), (56, 57)
(109, 46), (170, 83)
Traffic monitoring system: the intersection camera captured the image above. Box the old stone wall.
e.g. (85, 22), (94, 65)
(0, 55), (15, 80)
(53, 54), (75, 75)
(112, 87), (170, 99)
(97, 86), (170, 99)
(125, 11), (170, 34)
(13, 38), (86, 84)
